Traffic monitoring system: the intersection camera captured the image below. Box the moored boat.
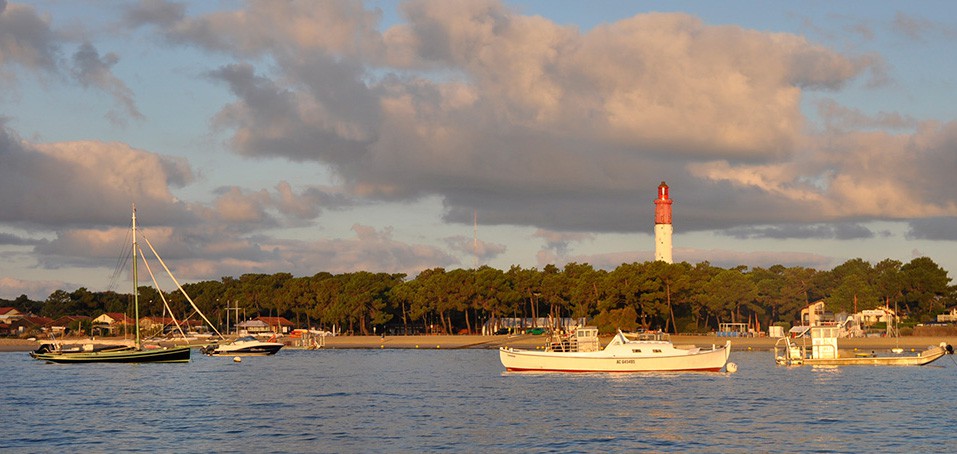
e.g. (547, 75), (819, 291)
(29, 340), (134, 359)
(499, 327), (731, 373)
(31, 205), (191, 364)
(31, 345), (191, 363)
(773, 326), (951, 366)
(202, 335), (283, 356)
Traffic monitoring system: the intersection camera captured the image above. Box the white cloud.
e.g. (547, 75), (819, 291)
(129, 1), (895, 234)
(3, 1), (957, 295)
(0, 277), (73, 300)
(0, 125), (193, 226)
(0, 1), (59, 74)
(444, 235), (507, 263)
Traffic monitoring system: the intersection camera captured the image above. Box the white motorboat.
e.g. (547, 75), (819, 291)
(202, 336), (283, 356)
(773, 326), (950, 366)
(499, 327), (731, 373)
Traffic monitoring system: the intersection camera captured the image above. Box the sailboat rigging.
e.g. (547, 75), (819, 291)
(31, 205), (192, 363)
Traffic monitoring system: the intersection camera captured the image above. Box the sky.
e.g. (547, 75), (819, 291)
(2, 0), (957, 300)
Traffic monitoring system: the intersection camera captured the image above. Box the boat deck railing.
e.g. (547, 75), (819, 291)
(547, 337), (578, 352)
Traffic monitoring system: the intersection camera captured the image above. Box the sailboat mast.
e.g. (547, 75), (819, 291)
(132, 204), (141, 350)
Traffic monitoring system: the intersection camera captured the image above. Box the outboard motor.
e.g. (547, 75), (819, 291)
(946, 344), (954, 355)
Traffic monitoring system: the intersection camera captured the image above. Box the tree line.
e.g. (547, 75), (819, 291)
(5, 257), (954, 336)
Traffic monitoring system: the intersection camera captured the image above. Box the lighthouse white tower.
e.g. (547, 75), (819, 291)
(654, 181), (673, 263)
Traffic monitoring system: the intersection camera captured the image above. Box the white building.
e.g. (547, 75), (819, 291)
(938, 307), (957, 323)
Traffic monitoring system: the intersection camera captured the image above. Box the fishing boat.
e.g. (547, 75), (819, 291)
(32, 206), (191, 364)
(773, 326), (950, 366)
(499, 327), (731, 372)
(201, 335), (283, 356)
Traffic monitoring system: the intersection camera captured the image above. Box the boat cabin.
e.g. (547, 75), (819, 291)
(774, 324), (948, 367)
(809, 326), (839, 359)
(547, 326), (601, 353)
(635, 331), (670, 342)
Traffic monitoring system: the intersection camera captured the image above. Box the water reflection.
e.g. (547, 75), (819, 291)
(3, 349), (956, 452)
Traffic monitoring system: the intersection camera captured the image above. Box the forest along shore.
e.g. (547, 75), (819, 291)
(6, 334), (957, 352)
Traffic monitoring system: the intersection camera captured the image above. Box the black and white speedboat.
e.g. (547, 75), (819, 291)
(202, 336), (283, 356)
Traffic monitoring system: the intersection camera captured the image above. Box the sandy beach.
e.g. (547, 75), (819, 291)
(6, 333), (956, 353)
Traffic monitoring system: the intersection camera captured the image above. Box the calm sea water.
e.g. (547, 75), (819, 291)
(3, 347), (956, 453)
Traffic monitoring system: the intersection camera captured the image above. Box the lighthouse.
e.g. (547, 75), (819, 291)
(654, 181), (673, 263)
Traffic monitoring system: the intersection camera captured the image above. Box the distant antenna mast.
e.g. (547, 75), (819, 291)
(473, 209), (479, 269)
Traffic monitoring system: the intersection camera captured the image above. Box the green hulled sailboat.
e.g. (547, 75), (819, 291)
(32, 206), (191, 364)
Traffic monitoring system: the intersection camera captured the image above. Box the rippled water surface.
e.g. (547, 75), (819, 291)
(4, 348), (956, 452)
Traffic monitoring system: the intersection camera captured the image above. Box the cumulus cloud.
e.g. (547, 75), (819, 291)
(204, 181), (354, 229)
(169, 223), (458, 280)
(557, 250), (650, 270)
(71, 42), (143, 124)
(7, 1), (945, 236)
(691, 119), (957, 224)
(0, 120), (452, 293)
(123, 0), (186, 29)
(0, 231), (41, 246)
(207, 62), (378, 166)
(6, 1), (956, 295)
(721, 223), (878, 241)
(0, 277), (76, 301)
(444, 236), (507, 264)
(678, 248), (835, 271)
(0, 2), (141, 118)
(892, 12), (957, 42)
(0, 1), (59, 75)
(31, 206), (457, 287)
(533, 229), (595, 266)
(122, 0), (898, 235)
(817, 99), (917, 131)
(128, 0), (384, 58)
(908, 217), (957, 241)
(533, 229), (594, 253)
(0, 124), (194, 227)
(545, 247), (833, 272)
(35, 226), (137, 269)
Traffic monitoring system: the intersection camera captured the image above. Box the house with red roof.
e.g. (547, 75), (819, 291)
(11, 316), (54, 336)
(140, 316), (175, 334)
(50, 315), (90, 336)
(140, 316), (208, 335)
(92, 312), (134, 336)
(256, 316), (295, 334)
(0, 307), (26, 336)
(0, 307), (23, 322)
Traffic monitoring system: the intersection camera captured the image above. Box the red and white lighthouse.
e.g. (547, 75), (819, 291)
(654, 181), (673, 263)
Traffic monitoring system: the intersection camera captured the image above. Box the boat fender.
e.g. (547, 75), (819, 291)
(726, 362), (738, 373)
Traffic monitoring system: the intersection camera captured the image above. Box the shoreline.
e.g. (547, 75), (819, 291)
(4, 334), (956, 352)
